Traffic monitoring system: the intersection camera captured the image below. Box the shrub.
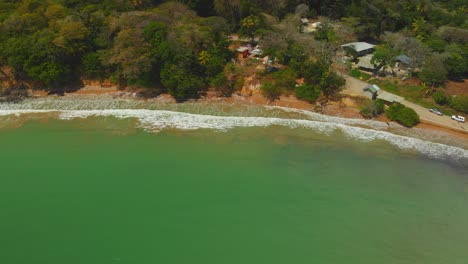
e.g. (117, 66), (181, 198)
(419, 54), (448, 86)
(360, 99), (385, 118)
(386, 103), (420, 127)
(295, 84), (320, 103)
(261, 81), (280, 101)
(432, 90), (449, 105)
(350, 68), (361, 78)
(82, 52), (105, 79)
(450, 95), (468, 113)
(160, 64), (205, 101)
(301, 60), (328, 85)
(210, 73), (233, 97)
(272, 68), (297, 91)
(233, 76), (244, 91)
(321, 71), (346, 97)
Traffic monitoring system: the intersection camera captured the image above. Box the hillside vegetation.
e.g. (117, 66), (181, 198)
(0, 0), (466, 103)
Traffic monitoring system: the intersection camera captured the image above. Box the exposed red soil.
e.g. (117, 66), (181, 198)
(445, 80), (468, 96)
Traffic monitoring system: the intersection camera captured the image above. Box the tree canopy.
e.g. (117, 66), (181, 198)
(0, 0), (466, 100)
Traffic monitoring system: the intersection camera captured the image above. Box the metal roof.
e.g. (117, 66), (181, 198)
(252, 48), (262, 55)
(365, 84), (380, 93)
(236, 47), (249, 52)
(342, 42), (376, 52)
(395, 55), (412, 65)
(377, 91), (404, 103)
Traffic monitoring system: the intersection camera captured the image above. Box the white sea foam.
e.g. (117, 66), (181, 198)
(266, 106), (394, 130)
(0, 109), (57, 117)
(1, 108), (464, 161)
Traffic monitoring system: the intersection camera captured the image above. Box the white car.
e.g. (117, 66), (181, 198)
(451, 115), (465, 123)
(429, 108), (443, 116)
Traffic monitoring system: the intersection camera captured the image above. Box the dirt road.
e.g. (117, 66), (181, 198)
(342, 75), (468, 133)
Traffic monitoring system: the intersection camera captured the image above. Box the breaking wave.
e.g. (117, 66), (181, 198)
(1, 108), (466, 161)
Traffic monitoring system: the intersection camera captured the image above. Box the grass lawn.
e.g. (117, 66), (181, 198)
(349, 69), (371, 81)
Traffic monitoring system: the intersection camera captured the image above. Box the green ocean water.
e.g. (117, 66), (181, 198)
(1, 119), (468, 264)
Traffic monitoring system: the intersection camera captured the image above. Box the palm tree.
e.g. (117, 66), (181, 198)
(198, 50), (210, 65)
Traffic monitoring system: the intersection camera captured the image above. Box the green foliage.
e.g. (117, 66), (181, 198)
(53, 20), (90, 55)
(286, 42), (308, 73)
(160, 63), (205, 101)
(320, 71), (346, 97)
(239, 15), (263, 42)
(426, 38), (448, 52)
(106, 28), (153, 81)
(22, 30), (73, 87)
(371, 44), (399, 74)
(25, 58), (70, 86)
(210, 72), (233, 97)
(82, 52), (105, 79)
(350, 69), (361, 78)
(444, 44), (468, 81)
(432, 90), (450, 105)
(386, 103), (420, 127)
(0, 0), (466, 104)
(233, 76), (244, 91)
(261, 81), (280, 101)
(344, 46), (358, 60)
(143, 21), (171, 63)
(450, 96), (468, 113)
(272, 68), (297, 91)
(295, 84), (320, 103)
(419, 54), (447, 86)
(350, 69), (371, 80)
(313, 22), (336, 42)
(301, 60), (328, 85)
(202, 49), (227, 79)
(360, 99), (385, 118)
(0, 36), (32, 72)
(0, 1), (234, 99)
(437, 26), (468, 45)
(301, 60), (345, 97)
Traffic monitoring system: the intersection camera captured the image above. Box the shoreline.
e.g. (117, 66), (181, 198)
(25, 85), (468, 142)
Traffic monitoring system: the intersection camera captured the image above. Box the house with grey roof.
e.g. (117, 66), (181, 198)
(342, 42), (376, 57)
(395, 55), (413, 71)
(395, 55), (412, 65)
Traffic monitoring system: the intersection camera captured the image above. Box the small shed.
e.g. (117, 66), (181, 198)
(342, 42), (376, 57)
(395, 55), (412, 65)
(236, 47), (249, 58)
(251, 48), (263, 56)
(395, 55), (412, 69)
(311, 22), (322, 28)
(363, 84), (380, 99)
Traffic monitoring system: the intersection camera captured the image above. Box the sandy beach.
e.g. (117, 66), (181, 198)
(26, 84), (468, 143)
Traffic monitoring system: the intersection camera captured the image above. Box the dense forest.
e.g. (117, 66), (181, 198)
(0, 0), (467, 103)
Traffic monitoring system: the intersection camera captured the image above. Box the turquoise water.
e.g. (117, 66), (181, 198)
(1, 118), (467, 264)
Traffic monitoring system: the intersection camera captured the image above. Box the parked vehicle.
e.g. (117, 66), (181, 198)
(266, 66), (279, 73)
(451, 115), (465, 123)
(429, 108), (443, 116)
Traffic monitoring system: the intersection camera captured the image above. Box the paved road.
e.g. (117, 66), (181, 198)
(342, 75), (468, 133)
